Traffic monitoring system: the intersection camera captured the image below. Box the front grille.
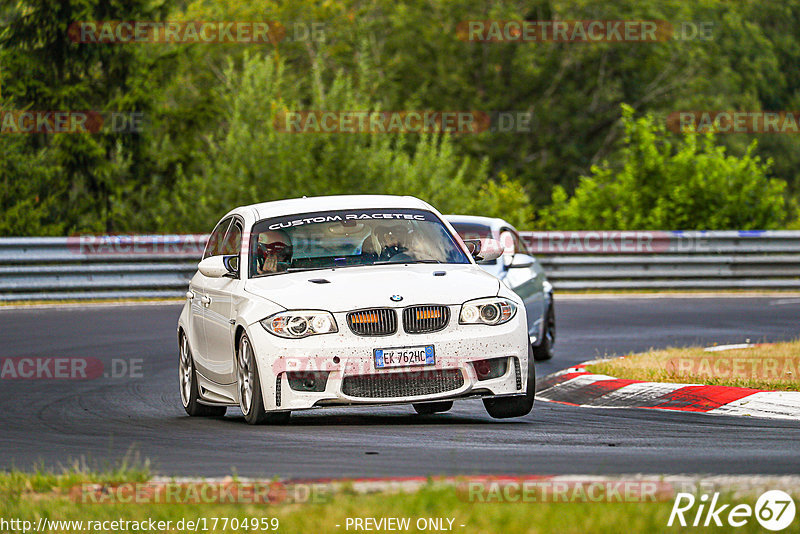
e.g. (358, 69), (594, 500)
(341, 369), (464, 398)
(347, 308), (397, 336)
(403, 305), (450, 333)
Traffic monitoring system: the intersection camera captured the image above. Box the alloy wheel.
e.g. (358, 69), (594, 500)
(179, 335), (192, 407)
(238, 337), (255, 415)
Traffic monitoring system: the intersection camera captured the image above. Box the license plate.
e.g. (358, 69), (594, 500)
(374, 345), (435, 369)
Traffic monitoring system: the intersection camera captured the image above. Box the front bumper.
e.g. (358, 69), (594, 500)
(246, 305), (529, 411)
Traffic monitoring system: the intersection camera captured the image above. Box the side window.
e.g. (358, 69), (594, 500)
(499, 229), (516, 256)
(221, 222), (242, 256)
(513, 231), (530, 255)
(203, 218), (232, 259)
(500, 228), (530, 256)
(221, 222), (242, 274)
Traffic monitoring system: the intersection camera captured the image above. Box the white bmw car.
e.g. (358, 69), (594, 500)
(177, 195), (534, 424)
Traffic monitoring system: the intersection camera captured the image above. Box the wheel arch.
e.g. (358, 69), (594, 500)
(234, 324), (247, 356)
(177, 325), (187, 351)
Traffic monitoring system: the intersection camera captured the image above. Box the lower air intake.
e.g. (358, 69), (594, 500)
(342, 369), (464, 398)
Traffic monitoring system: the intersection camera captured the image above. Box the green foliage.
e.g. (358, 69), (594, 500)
(537, 105), (787, 230)
(1, 468), (781, 534)
(0, 135), (62, 235)
(462, 173), (534, 230)
(152, 52), (529, 232)
(2, 0), (800, 234)
(0, 0), (168, 234)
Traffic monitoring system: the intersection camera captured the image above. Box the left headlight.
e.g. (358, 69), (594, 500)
(260, 310), (338, 339)
(459, 297), (517, 326)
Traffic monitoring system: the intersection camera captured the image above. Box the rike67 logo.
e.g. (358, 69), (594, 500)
(668, 490), (796, 531)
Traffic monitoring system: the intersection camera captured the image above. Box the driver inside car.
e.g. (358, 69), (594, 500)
(255, 230), (293, 274)
(375, 223), (416, 261)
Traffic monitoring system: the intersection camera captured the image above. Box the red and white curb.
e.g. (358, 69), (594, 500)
(535, 363), (800, 420)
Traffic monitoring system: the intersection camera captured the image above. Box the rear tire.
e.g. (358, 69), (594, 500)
(413, 401), (453, 415)
(238, 333), (290, 425)
(179, 332), (226, 417)
(532, 302), (555, 361)
(484, 345), (535, 419)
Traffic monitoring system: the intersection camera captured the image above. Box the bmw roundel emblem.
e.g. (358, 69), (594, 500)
(390, 295), (403, 302)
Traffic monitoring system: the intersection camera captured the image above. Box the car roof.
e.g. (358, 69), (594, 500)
(226, 195), (435, 221)
(444, 214), (515, 232)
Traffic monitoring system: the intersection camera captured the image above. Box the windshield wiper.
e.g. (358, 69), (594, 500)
(285, 266), (332, 273)
(372, 259), (442, 265)
(258, 261), (444, 277)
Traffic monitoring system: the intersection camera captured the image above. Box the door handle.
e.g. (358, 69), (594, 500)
(200, 295), (212, 306)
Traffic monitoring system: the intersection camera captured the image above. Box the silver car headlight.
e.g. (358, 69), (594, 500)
(459, 298), (517, 326)
(260, 311), (338, 339)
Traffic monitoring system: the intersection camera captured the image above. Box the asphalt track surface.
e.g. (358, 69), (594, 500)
(1, 297), (800, 478)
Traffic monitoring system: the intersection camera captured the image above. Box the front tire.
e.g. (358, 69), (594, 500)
(238, 333), (290, 425)
(533, 302), (555, 361)
(179, 333), (226, 417)
(413, 401), (453, 415)
(484, 345), (535, 419)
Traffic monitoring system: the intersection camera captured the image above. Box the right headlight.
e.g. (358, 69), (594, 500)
(260, 310), (338, 339)
(459, 297), (517, 326)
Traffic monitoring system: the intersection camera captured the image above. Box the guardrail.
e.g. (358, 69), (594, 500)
(520, 231), (800, 290)
(0, 231), (798, 301)
(0, 236), (206, 301)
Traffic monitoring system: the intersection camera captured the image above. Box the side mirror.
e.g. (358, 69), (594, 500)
(465, 238), (504, 262)
(463, 239), (481, 256)
(198, 255), (238, 278)
(222, 255), (239, 275)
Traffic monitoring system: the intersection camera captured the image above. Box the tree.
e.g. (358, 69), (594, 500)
(0, 0), (167, 233)
(537, 104), (787, 230)
(150, 52), (532, 232)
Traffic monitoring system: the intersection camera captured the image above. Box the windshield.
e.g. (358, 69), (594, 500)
(249, 209), (470, 277)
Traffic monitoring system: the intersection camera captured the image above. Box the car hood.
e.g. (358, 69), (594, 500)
(244, 264), (500, 312)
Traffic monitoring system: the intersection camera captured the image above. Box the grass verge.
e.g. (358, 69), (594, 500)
(0, 469), (788, 534)
(586, 340), (800, 391)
